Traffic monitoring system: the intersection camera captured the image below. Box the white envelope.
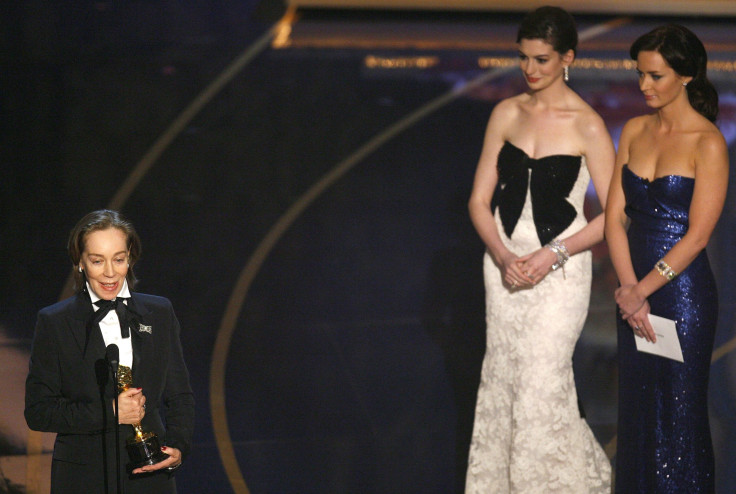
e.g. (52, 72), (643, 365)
(634, 314), (684, 363)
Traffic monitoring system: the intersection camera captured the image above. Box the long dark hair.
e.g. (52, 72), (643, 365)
(68, 209), (142, 292)
(630, 24), (718, 122)
(516, 6), (578, 56)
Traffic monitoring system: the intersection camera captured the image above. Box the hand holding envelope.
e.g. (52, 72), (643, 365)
(634, 314), (684, 363)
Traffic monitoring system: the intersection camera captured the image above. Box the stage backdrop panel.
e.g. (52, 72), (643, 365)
(287, 0), (736, 15)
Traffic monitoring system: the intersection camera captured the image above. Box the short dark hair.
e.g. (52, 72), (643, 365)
(517, 6), (578, 56)
(68, 209), (141, 291)
(630, 24), (718, 122)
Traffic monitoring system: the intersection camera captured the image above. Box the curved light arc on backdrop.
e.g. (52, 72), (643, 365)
(21, 11), (736, 494)
(208, 17), (648, 493)
(208, 59), (517, 494)
(24, 11), (290, 494)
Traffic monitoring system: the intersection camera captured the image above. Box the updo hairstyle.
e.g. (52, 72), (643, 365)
(630, 24), (718, 122)
(516, 6), (578, 56)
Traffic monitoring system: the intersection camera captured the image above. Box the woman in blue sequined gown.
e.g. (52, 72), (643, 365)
(605, 25), (729, 493)
(465, 7), (615, 493)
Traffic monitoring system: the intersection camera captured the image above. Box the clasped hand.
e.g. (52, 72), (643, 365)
(502, 247), (557, 288)
(114, 388), (184, 474)
(615, 284), (656, 342)
(132, 446), (183, 475)
(115, 387), (146, 424)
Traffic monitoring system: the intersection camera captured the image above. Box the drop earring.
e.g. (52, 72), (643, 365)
(564, 66), (569, 82)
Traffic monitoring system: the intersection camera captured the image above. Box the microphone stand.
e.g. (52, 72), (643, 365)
(107, 346), (123, 494)
(112, 365), (122, 494)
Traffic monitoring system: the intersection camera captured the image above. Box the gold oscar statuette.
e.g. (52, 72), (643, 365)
(116, 365), (169, 470)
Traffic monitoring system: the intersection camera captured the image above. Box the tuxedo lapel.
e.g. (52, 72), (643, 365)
(128, 294), (154, 385)
(67, 292), (106, 364)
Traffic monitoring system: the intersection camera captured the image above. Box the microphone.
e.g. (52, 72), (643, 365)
(106, 343), (119, 374)
(105, 343), (122, 494)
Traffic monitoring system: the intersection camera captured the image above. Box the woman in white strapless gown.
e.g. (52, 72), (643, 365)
(465, 7), (615, 493)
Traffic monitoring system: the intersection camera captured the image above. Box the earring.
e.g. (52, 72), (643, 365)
(683, 82), (688, 87)
(564, 66), (569, 82)
(78, 266), (83, 273)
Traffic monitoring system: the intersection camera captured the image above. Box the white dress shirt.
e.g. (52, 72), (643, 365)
(87, 280), (134, 369)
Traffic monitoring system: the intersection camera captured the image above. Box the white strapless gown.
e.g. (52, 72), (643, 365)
(465, 157), (611, 493)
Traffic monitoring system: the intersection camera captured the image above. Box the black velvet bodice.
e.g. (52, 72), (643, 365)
(491, 141), (582, 246)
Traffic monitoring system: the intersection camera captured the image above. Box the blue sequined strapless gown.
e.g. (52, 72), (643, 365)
(616, 165), (718, 493)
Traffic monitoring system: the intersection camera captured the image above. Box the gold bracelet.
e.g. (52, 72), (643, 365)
(655, 259), (678, 280)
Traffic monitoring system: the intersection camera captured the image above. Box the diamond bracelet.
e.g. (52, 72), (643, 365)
(655, 259), (678, 280)
(546, 238), (570, 278)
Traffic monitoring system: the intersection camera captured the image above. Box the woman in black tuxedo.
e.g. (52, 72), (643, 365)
(25, 209), (195, 493)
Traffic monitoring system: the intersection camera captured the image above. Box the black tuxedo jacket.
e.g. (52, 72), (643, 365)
(25, 291), (195, 494)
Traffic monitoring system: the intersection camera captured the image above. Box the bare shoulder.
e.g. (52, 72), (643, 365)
(620, 114), (650, 139)
(695, 124), (727, 162)
(574, 104), (608, 141)
(567, 97), (613, 155)
(562, 91), (606, 137)
(490, 94), (524, 121)
(485, 93), (526, 136)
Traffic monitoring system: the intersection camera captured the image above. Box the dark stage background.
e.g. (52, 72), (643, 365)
(2, 2), (736, 493)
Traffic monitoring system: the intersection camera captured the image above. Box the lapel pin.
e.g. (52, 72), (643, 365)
(138, 324), (153, 334)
